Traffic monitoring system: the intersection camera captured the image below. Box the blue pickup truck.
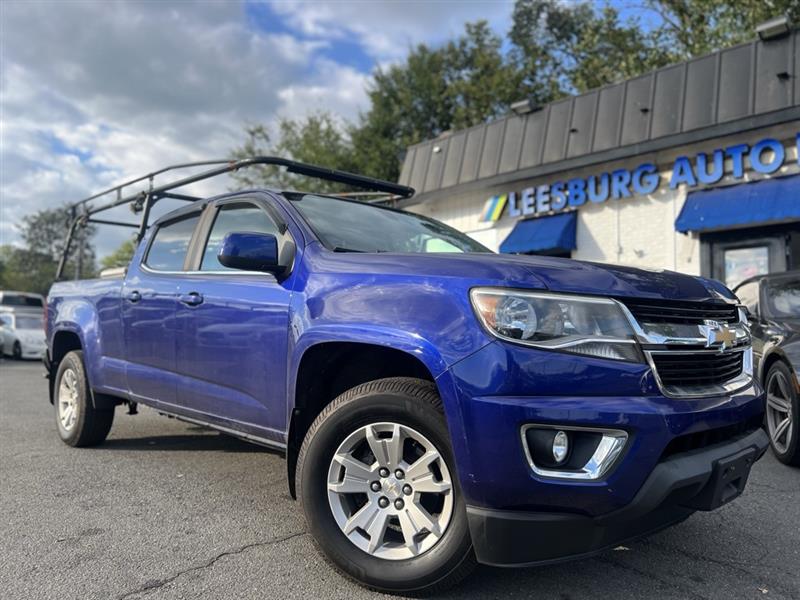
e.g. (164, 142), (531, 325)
(46, 159), (768, 594)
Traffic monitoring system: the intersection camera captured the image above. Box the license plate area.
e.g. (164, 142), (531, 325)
(682, 447), (757, 511)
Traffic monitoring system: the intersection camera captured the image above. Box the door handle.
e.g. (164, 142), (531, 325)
(179, 292), (204, 306)
(126, 290), (141, 303)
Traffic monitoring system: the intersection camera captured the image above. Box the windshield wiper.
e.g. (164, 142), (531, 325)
(332, 246), (365, 253)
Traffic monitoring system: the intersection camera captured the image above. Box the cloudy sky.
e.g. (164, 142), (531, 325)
(0, 0), (514, 258)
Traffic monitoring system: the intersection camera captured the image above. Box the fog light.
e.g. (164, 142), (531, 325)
(552, 431), (569, 464)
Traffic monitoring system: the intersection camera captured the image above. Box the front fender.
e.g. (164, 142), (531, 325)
(292, 324), (449, 377)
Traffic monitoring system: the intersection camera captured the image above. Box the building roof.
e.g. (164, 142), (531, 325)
(399, 29), (800, 206)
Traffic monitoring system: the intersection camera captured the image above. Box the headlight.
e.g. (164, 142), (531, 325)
(470, 288), (643, 362)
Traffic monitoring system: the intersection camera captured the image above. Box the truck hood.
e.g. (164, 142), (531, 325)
(514, 254), (736, 302)
(309, 245), (737, 303)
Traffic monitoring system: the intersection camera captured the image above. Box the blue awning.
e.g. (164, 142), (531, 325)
(675, 175), (800, 233)
(499, 211), (577, 254)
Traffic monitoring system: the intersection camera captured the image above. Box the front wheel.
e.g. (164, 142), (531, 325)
(765, 361), (799, 466)
(55, 350), (114, 447)
(296, 377), (475, 595)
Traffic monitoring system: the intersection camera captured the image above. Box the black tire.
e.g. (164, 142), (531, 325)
(764, 361), (800, 466)
(54, 350), (114, 447)
(12, 341), (22, 360)
(296, 377), (476, 595)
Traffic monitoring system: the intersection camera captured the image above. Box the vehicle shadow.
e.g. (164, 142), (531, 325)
(101, 429), (272, 453)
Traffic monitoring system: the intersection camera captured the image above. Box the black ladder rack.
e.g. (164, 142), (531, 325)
(56, 157), (415, 279)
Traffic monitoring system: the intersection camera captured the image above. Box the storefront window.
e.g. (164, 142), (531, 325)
(724, 246), (769, 289)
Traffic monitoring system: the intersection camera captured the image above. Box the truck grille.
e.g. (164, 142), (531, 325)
(650, 351), (744, 387)
(621, 298), (738, 325)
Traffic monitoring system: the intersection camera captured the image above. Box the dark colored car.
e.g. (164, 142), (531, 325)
(734, 271), (800, 465)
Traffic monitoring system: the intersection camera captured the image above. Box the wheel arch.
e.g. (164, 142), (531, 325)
(285, 339), (442, 499)
(760, 348), (797, 389)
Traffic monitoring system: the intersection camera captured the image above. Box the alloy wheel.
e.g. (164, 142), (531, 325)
(326, 422), (454, 560)
(58, 368), (80, 432)
(766, 370), (794, 454)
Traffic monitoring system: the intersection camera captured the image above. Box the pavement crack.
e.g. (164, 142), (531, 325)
(116, 531), (308, 600)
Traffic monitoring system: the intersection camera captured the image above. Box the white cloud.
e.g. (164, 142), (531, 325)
(0, 0), (513, 260)
(269, 0), (514, 59)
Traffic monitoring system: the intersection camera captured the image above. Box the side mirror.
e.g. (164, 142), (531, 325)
(218, 232), (284, 275)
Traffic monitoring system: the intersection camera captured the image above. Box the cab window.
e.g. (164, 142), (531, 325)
(200, 203), (282, 271)
(145, 213), (201, 271)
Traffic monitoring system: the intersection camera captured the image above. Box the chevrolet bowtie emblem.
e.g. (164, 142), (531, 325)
(700, 320), (736, 350)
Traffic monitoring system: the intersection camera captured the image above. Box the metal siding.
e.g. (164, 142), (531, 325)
(459, 126), (485, 184)
(651, 65), (684, 138)
(683, 55), (718, 131)
(795, 31), (800, 108)
(409, 143), (430, 193)
(717, 44), (753, 122)
(543, 99), (572, 163)
(499, 115), (524, 173)
(402, 34), (799, 199)
(621, 74), (654, 145)
(567, 91), (598, 157)
(398, 147), (415, 187)
(423, 138), (448, 192)
(479, 120), (505, 179)
(755, 35), (793, 113)
(519, 108), (548, 168)
(441, 132), (466, 188)
(593, 84), (624, 151)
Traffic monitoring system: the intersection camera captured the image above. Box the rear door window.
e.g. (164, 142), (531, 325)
(145, 213), (201, 271)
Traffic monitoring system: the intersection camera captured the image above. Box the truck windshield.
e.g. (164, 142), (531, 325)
(289, 194), (491, 254)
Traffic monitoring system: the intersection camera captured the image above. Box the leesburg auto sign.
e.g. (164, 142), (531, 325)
(481, 134), (796, 223)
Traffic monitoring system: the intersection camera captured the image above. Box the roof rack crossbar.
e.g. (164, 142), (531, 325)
(86, 218), (140, 229)
(154, 191), (202, 202)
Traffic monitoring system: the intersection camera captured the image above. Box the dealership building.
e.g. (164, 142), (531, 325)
(399, 26), (800, 289)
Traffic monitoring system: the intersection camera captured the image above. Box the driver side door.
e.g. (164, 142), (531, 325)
(173, 197), (295, 443)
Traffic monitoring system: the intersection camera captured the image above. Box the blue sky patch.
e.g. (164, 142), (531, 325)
(42, 131), (94, 163)
(244, 0), (374, 72)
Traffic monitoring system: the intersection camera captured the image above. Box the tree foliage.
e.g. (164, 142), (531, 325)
(231, 114), (358, 193)
(233, 0), (799, 185)
(0, 207), (96, 295)
(100, 238), (137, 270)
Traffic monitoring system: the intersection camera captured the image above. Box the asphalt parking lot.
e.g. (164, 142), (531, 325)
(1, 360), (798, 600)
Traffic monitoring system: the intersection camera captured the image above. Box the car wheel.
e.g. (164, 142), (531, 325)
(296, 377), (475, 595)
(55, 350), (115, 447)
(12, 341), (22, 360)
(765, 361), (800, 466)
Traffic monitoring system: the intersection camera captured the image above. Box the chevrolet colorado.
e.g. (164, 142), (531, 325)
(45, 158), (768, 594)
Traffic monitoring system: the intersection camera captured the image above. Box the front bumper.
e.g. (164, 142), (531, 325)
(467, 427), (768, 567)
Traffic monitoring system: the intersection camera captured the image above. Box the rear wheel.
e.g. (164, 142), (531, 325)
(55, 350), (114, 447)
(297, 377), (475, 595)
(765, 361), (800, 466)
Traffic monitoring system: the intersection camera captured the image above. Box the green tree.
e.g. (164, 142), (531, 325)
(231, 113), (358, 193)
(1, 207), (97, 294)
(352, 21), (519, 182)
(646, 0), (800, 59)
(100, 238), (137, 270)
